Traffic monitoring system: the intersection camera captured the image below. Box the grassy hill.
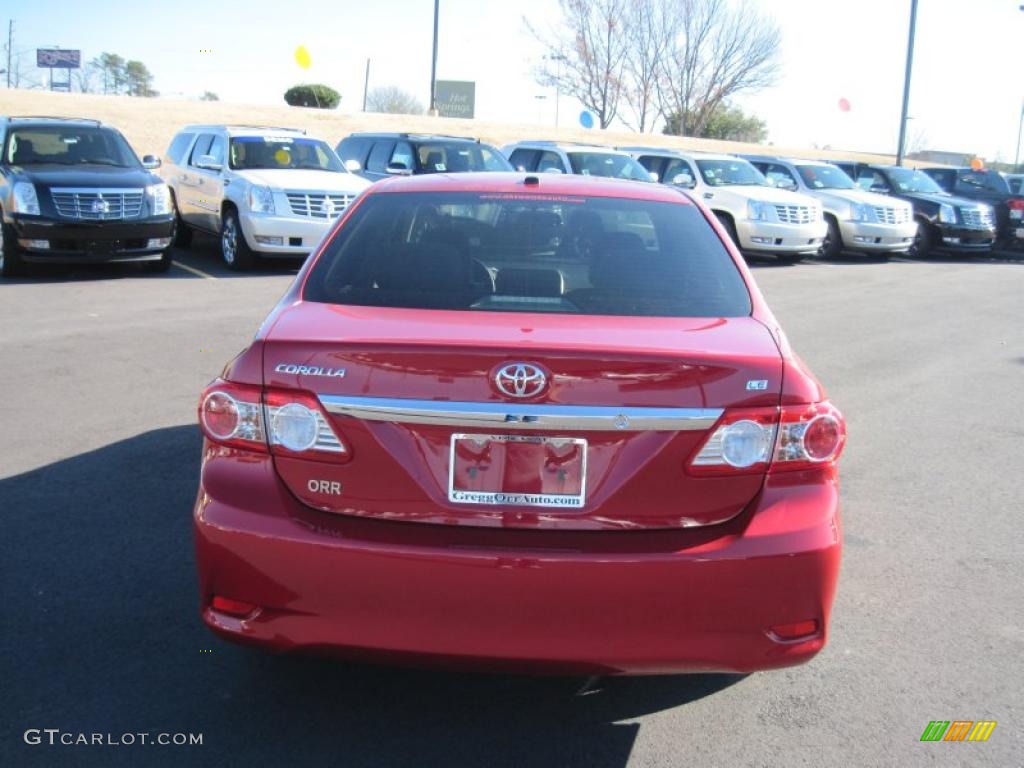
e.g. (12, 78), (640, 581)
(2, 89), (899, 165)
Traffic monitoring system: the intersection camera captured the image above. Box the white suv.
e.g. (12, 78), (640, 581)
(744, 156), (915, 258)
(624, 148), (826, 261)
(162, 125), (370, 269)
(502, 142), (654, 182)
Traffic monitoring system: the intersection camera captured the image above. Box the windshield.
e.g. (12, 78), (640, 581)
(229, 136), (343, 171)
(797, 164), (856, 190)
(958, 170), (1011, 194)
(696, 159), (767, 187)
(885, 168), (943, 194)
(5, 126), (139, 167)
(304, 191), (750, 318)
(567, 152), (652, 181)
(415, 142), (512, 173)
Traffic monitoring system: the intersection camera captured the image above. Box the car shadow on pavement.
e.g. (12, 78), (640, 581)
(1, 426), (743, 768)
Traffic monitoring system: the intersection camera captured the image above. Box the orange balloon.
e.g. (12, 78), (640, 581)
(969, 157), (984, 171)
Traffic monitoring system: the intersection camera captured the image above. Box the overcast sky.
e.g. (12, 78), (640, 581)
(6, 0), (1023, 159)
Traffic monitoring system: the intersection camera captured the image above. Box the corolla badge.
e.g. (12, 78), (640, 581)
(494, 363), (547, 399)
(274, 364), (346, 377)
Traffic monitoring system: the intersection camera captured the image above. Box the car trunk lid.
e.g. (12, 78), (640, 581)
(264, 302), (782, 530)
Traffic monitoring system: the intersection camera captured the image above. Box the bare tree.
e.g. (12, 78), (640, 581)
(365, 86), (425, 115)
(658, 0), (780, 137)
(72, 65), (99, 94)
(527, 0), (630, 129)
(622, 0), (673, 132)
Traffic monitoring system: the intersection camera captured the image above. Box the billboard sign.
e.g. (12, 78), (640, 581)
(37, 49), (81, 69)
(435, 80), (475, 119)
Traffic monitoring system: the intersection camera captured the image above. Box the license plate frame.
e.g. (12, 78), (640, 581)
(448, 433), (587, 509)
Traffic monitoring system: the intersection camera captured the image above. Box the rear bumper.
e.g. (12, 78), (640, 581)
(837, 220), (916, 252)
(194, 449), (841, 674)
(936, 224), (995, 252)
(734, 219), (827, 254)
(12, 214), (174, 263)
(238, 212), (334, 255)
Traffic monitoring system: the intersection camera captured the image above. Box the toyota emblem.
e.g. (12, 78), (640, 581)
(91, 197), (110, 214)
(494, 363), (547, 399)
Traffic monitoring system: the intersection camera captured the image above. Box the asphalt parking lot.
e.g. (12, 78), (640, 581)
(2, 238), (1022, 767)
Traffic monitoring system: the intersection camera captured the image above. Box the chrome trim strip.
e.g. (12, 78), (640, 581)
(50, 187), (145, 194)
(319, 395), (722, 432)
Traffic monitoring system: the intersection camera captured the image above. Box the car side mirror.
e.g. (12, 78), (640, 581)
(648, 171), (660, 182)
(671, 173), (696, 189)
(195, 154), (223, 172)
(141, 154), (161, 170)
(386, 161), (412, 176)
(540, 167), (563, 174)
(515, 165), (527, 172)
(778, 179), (797, 191)
(344, 159), (362, 172)
(869, 184), (890, 194)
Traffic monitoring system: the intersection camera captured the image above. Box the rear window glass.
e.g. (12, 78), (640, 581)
(5, 126), (138, 168)
(303, 192), (751, 318)
(415, 142), (512, 173)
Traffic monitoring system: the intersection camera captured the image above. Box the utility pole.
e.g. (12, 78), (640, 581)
(6, 20), (13, 89)
(429, 0), (439, 115)
(1015, 100), (1023, 171)
(362, 58), (370, 112)
(895, 0), (918, 166)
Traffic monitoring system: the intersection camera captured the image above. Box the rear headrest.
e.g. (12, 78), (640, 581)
(589, 232), (681, 294)
(370, 242), (473, 292)
(564, 209), (604, 234)
(495, 268), (565, 297)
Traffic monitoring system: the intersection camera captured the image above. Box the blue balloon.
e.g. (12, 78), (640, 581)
(579, 110), (595, 129)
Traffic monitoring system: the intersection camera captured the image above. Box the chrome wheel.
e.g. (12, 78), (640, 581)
(221, 216), (237, 265)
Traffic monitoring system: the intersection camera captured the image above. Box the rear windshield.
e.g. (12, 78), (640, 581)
(5, 126), (139, 167)
(229, 136), (343, 172)
(415, 142), (512, 173)
(303, 192), (751, 317)
(566, 152), (652, 181)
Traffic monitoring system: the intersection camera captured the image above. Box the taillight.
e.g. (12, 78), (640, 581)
(198, 380), (350, 461)
(689, 407), (778, 475)
(688, 402), (845, 475)
(772, 402), (846, 472)
(1008, 199), (1024, 211)
(264, 389), (350, 462)
(199, 381), (266, 451)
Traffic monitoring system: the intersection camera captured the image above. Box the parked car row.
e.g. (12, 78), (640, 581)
(2, 113), (1020, 277)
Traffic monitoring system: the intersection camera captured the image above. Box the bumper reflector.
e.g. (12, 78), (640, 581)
(147, 237), (172, 249)
(255, 235), (284, 246)
(211, 596), (258, 617)
(19, 239), (50, 249)
(770, 619), (819, 641)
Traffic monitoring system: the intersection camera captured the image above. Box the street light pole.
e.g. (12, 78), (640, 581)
(429, 0), (439, 115)
(895, 0), (919, 166)
(1015, 101), (1023, 171)
(362, 58), (370, 112)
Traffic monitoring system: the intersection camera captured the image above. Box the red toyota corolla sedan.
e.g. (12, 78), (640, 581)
(194, 172), (845, 675)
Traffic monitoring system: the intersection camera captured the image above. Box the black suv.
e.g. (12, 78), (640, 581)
(335, 133), (512, 181)
(0, 116), (175, 277)
(921, 167), (1024, 250)
(834, 162), (996, 257)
